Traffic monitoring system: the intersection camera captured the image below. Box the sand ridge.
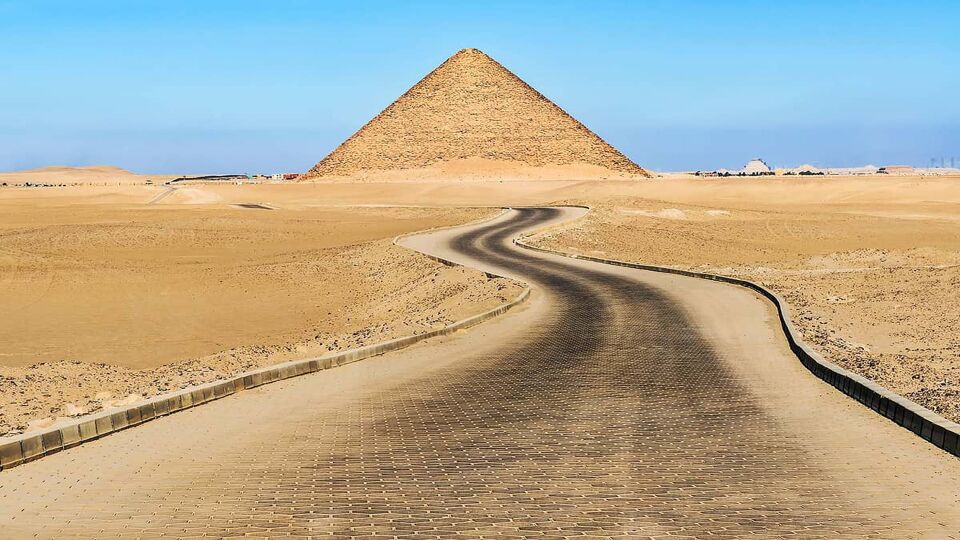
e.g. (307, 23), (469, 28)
(0, 165), (171, 186)
(302, 48), (649, 181)
(0, 200), (521, 435)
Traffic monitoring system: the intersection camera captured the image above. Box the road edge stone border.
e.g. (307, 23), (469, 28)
(514, 206), (960, 458)
(0, 209), (529, 471)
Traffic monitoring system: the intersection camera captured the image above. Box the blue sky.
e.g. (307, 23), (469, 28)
(1, 0), (958, 173)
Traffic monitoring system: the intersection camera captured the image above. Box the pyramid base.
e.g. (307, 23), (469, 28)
(300, 158), (652, 183)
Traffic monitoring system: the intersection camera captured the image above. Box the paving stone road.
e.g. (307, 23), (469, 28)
(1, 207), (959, 539)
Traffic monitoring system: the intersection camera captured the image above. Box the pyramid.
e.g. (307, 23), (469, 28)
(301, 48), (650, 180)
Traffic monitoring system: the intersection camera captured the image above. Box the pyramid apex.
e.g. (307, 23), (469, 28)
(452, 48), (487, 57)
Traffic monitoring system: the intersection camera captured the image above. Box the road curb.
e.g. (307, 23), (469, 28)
(0, 212), (531, 472)
(514, 211), (960, 458)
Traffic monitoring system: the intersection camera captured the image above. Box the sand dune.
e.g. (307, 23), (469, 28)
(0, 165), (169, 186)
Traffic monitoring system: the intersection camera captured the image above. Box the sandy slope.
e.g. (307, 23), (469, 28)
(0, 165), (170, 186)
(305, 159), (649, 183)
(530, 175), (960, 422)
(0, 194), (520, 435)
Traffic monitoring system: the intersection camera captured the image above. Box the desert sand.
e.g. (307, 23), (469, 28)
(0, 187), (520, 434)
(529, 174), (960, 423)
(0, 165), (172, 186)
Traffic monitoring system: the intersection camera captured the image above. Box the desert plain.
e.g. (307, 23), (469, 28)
(2, 170), (959, 437)
(0, 176), (524, 434)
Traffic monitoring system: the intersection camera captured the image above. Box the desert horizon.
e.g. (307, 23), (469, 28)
(5, 159), (959, 186)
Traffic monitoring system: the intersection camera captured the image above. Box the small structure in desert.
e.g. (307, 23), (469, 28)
(693, 167), (739, 178)
(822, 165), (879, 175)
(878, 165), (914, 174)
(300, 48), (649, 181)
(742, 158), (773, 175)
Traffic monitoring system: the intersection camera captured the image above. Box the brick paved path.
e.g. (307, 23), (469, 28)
(1, 207), (959, 538)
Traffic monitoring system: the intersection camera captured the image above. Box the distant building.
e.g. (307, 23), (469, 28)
(168, 174), (248, 184)
(822, 165), (879, 175)
(878, 165), (914, 174)
(282, 173), (300, 181)
(742, 158), (772, 175)
(693, 167), (739, 178)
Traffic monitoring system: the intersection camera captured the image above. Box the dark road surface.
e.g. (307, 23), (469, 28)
(1, 207), (959, 538)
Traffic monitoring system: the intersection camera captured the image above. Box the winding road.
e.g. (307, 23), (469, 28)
(1, 207), (959, 538)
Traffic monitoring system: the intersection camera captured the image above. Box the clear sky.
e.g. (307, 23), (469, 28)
(1, 0), (958, 173)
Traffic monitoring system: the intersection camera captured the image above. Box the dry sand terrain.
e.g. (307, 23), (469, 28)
(530, 175), (960, 423)
(0, 187), (520, 435)
(0, 165), (171, 186)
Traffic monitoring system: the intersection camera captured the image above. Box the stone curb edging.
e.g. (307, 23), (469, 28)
(514, 210), (960, 458)
(391, 207), (525, 280)
(0, 211), (531, 472)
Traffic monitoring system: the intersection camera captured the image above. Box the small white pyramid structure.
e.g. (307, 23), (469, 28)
(743, 158), (772, 175)
(301, 48), (649, 181)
